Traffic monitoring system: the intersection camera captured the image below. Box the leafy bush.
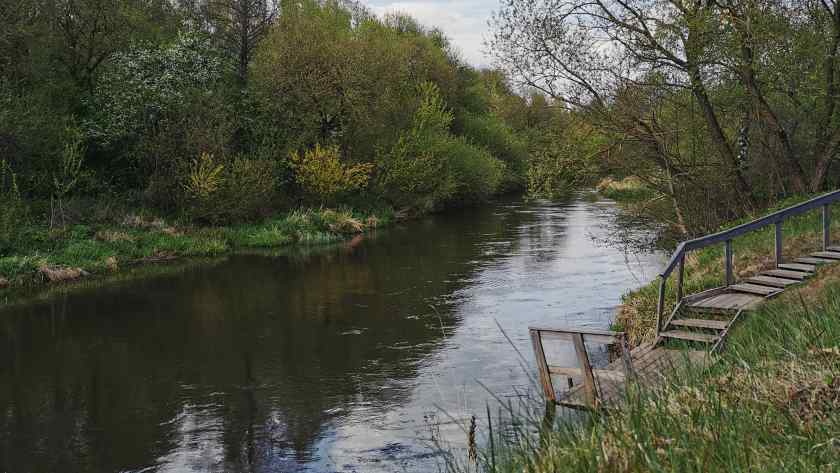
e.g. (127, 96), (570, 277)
(460, 112), (528, 189)
(183, 153), (278, 224)
(288, 144), (373, 205)
(0, 159), (26, 254)
(447, 137), (505, 203)
(378, 82), (504, 211)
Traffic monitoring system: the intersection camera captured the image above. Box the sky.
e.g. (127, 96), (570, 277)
(363, 0), (498, 68)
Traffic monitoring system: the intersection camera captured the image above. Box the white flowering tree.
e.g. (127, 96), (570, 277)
(84, 31), (229, 146)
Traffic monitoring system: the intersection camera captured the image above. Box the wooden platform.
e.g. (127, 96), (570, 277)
(686, 291), (764, 312)
(557, 343), (708, 409)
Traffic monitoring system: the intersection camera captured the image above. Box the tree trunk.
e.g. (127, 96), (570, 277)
(687, 65), (752, 196)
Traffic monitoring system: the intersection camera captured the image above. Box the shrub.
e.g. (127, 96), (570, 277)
(460, 112), (528, 189)
(288, 144), (373, 206)
(182, 153), (278, 224)
(447, 137), (505, 204)
(0, 159), (26, 255)
(377, 82), (504, 211)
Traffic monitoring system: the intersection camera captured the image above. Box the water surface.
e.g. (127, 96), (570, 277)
(0, 195), (663, 472)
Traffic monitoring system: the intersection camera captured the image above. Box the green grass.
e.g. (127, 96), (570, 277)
(596, 177), (656, 203)
(466, 270), (840, 473)
(0, 206), (393, 292)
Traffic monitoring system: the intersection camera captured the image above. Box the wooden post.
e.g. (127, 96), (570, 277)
(823, 205), (831, 251)
(775, 221), (783, 267)
(676, 253), (685, 302)
(655, 276), (666, 336)
(530, 329), (555, 402)
(619, 333), (634, 379)
(725, 239), (733, 286)
(571, 333), (597, 408)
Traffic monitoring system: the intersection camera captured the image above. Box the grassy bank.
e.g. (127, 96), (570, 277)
(457, 194), (840, 472)
(596, 177), (656, 203)
(0, 206), (392, 293)
(474, 266), (840, 472)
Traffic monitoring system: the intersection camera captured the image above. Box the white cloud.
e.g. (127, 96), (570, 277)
(363, 1), (496, 67)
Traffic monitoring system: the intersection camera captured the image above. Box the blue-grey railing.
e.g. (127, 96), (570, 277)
(655, 189), (840, 335)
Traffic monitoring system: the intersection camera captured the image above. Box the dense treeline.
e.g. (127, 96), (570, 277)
(0, 0), (539, 254)
(491, 0), (840, 236)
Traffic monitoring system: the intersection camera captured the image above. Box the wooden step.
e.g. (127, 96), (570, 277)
(794, 257), (831, 265)
(669, 318), (729, 330)
(826, 246), (840, 253)
(760, 269), (809, 280)
(811, 251), (840, 260)
(729, 283), (780, 296)
(778, 263), (816, 273)
(745, 275), (800, 288)
(660, 330), (719, 343)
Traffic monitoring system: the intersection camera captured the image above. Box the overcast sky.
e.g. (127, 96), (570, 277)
(362, 0), (498, 68)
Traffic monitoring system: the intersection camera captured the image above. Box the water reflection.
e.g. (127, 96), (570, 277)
(0, 195), (663, 472)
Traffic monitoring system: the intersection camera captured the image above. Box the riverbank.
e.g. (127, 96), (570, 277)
(0, 206), (393, 295)
(464, 193), (840, 472)
(476, 263), (840, 472)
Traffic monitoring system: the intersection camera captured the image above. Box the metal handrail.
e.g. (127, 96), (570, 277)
(660, 189), (840, 279)
(655, 189), (840, 336)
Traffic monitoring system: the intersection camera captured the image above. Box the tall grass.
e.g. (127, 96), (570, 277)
(467, 274), (840, 472)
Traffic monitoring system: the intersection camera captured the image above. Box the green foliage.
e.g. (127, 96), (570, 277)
(182, 153), (278, 224)
(0, 159), (26, 254)
(288, 144), (373, 205)
(460, 112), (528, 189)
(84, 31), (227, 146)
(377, 82), (500, 211)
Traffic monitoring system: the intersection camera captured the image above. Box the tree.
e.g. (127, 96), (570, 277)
(207, 0), (278, 86)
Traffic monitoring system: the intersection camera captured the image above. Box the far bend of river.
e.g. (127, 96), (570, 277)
(0, 194), (664, 473)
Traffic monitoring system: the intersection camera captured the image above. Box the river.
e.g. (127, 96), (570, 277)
(0, 194), (663, 472)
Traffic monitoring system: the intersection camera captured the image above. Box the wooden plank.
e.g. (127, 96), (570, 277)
(811, 251), (840, 260)
(761, 269), (809, 280)
(548, 366), (626, 382)
(794, 257), (831, 265)
(572, 333), (597, 408)
(745, 275), (800, 288)
(669, 318), (729, 330)
(778, 263), (816, 272)
(558, 345), (711, 410)
(660, 330), (718, 343)
(827, 245), (840, 253)
(533, 329), (620, 345)
(530, 329), (555, 402)
(688, 292), (764, 311)
(729, 283), (780, 296)
(682, 286), (728, 303)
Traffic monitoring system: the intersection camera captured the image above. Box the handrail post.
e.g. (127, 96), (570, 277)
(655, 276), (666, 336)
(530, 329), (556, 402)
(775, 221), (783, 267)
(676, 253), (685, 302)
(823, 204), (831, 251)
(725, 239), (733, 286)
(571, 333), (597, 408)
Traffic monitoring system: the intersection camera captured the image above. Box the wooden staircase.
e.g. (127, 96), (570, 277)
(657, 249), (840, 352)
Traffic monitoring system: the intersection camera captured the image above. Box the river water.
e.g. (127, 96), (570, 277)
(0, 194), (663, 472)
